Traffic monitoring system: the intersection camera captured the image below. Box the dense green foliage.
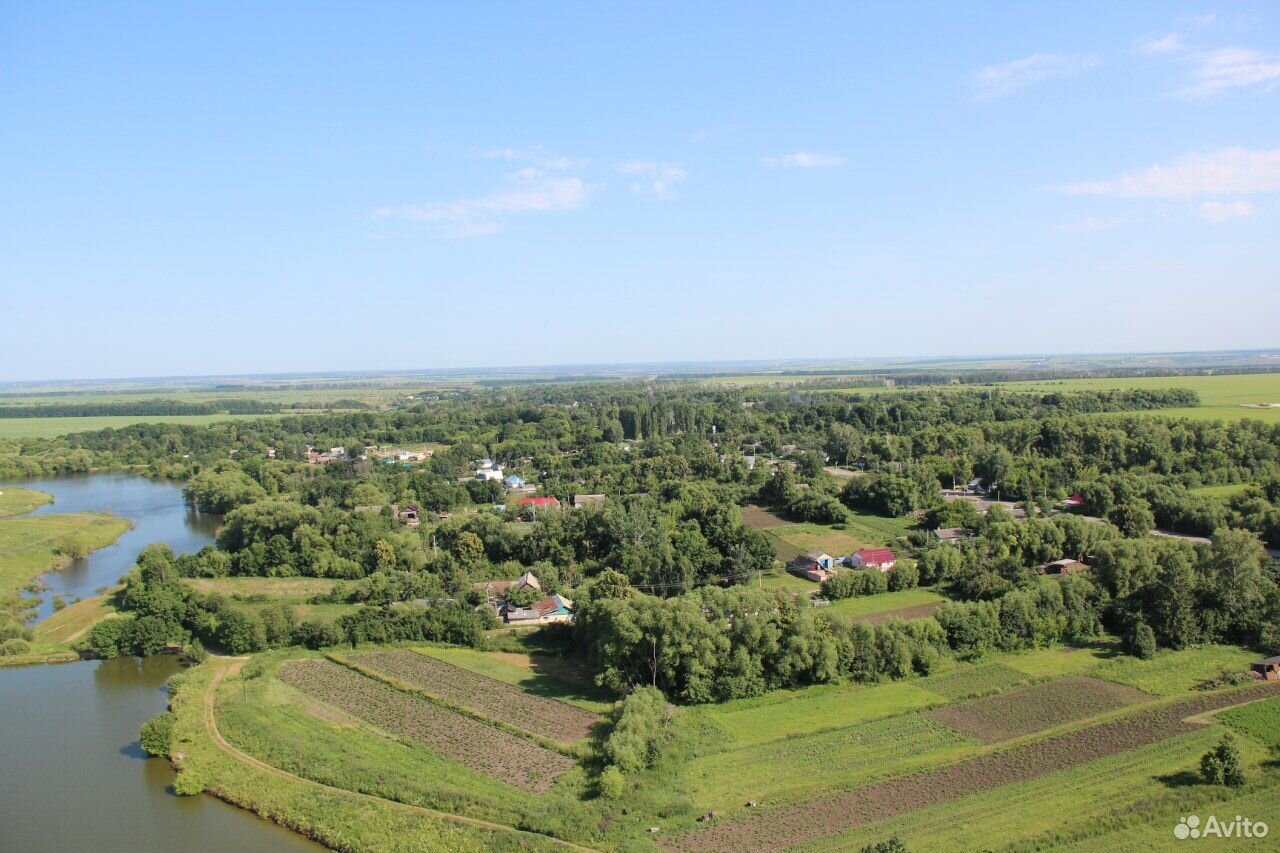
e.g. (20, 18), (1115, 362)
(139, 711), (176, 756)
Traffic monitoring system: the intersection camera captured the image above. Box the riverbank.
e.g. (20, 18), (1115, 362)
(0, 511), (133, 598)
(0, 487), (55, 518)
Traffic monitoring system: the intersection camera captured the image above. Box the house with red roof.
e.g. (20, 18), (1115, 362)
(848, 548), (896, 571)
(519, 496), (561, 510)
(1062, 493), (1085, 509)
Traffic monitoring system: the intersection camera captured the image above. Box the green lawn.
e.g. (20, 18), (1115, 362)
(1190, 483), (1252, 498)
(183, 577), (339, 600)
(1092, 645), (1259, 696)
(685, 713), (979, 813)
(824, 587), (945, 619)
(1001, 640), (1122, 678)
(691, 679), (944, 747)
(0, 487), (53, 518)
(1220, 695), (1280, 747)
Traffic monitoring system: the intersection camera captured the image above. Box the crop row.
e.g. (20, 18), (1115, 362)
(277, 659), (576, 793)
(351, 650), (600, 745)
(923, 676), (1150, 744)
(918, 663), (1029, 701)
(661, 681), (1280, 853)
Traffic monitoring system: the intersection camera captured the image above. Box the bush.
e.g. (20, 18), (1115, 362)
(603, 686), (669, 773)
(0, 638), (31, 656)
(139, 712), (176, 757)
(822, 570), (889, 600)
(860, 838), (908, 853)
(597, 765), (625, 799)
(1201, 734), (1246, 787)
(1125, 621), (1157, 660)
(887, 563), (919, 591)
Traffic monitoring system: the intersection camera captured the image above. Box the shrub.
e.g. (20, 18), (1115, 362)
(0, 638), (31, 656)
(139, 712), (176, 757)
(1125, 621), (1157, 660)
(1201, 734), (1246, 787)
(603, 686), (669, 773)
(598, 765), (625, 798)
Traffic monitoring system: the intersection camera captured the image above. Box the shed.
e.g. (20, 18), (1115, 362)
(1252, 656), (1280, 681)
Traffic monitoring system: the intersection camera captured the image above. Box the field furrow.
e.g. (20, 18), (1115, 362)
(351, 650), (601, 744)
(277, 659), (576, 793)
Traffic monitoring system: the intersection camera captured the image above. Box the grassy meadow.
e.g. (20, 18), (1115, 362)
(0, 512), (131, 597)
(0, 486), (54, 517)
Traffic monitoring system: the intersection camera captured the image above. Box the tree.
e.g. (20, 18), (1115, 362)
(1108, 501), (1155, 539)
(1201, 734), (1246, 787)
(139, 712), (176, 756)
(1125, 620), (1157, 659)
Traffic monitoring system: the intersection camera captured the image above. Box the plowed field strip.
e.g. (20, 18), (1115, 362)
(352, 650), (600, 744)
(278, 659), (576, 793)
(661, 681), (1280, 853)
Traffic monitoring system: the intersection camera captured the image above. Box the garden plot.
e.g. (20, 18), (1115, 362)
(350, 650), (601, 745)
(923, 676), (1150, 744)
(661, 681), (1280, 853)
(276, 659), (576, 793)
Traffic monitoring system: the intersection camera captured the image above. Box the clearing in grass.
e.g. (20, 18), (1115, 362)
(1092, 645), (1258, 696)
(0, 487), (53, 518)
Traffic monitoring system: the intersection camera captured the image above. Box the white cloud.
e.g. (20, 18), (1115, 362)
(1198, 200), (1256, 222)
(1176, 47), (1280, 97)
(1058, 148), (1280, 198)
(374, 170), (591, 235)
(1053, 214), (1140, 234)
(972, 53), (1100, 99)
(471, 147), (582, 170)
(1134, 32), (1185, 56)
(761, 152), (846, 168)
(616, 161), (687, 197)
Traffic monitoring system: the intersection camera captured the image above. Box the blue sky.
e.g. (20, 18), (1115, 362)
(2, 2), (1278, 381)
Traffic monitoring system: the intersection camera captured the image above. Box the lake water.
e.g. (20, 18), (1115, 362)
(5, 473), (221, 620)
(0, 473), (324, 853)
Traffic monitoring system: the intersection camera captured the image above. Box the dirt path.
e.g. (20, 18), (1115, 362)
(201, 657), (599, 852)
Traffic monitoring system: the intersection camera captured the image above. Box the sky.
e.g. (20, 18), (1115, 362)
(2, 1), (1278, 382)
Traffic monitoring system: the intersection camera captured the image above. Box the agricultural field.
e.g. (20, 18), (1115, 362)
(996, 373), (1280, 424)
(762, 514), (912, 563)
(1220, 695), (1280, 747)
(684, 713), (978, 813)
(923, 677), (1151, 743)
(0, 486), (53, 517)
(413, 644), (614, 712)
(1190, 483), (1253, 499)
(276, 658), (577, 793)
(347, 649), (601, 745)
(661, 682), (1280, 853)
(918, 662), (1033, 700)
(0, 413), (270, 439)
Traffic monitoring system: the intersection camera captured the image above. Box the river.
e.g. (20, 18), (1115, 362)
(0, 473), (323, 853)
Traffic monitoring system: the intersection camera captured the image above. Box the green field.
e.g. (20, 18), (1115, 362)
(1220, 696), (1280, 747)
(824, 587), (945, 619)
(1191, 483), (1253, 498)
(1091, 645), (1258, 696)
(996, 373), (1280, 423)
(0, 487), (53, 518)
(0, 413), (270, 439)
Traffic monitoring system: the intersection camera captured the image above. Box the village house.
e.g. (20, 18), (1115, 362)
(396, 503), (421, 527)
(1062, 493), (1085, 509)
(476, 464), (505, 481)
(787, 552), (835, 582)
(503, 592), (574, 625)
(504, 474), (527, 490)
(848, 548), (896, 571)
(573, 494), (606, 510)
(932, 528), (973, 544)
(1252, 656), (1280, 681)
(519, 496), (561, 511)
(1041, 558), (1089, 575)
